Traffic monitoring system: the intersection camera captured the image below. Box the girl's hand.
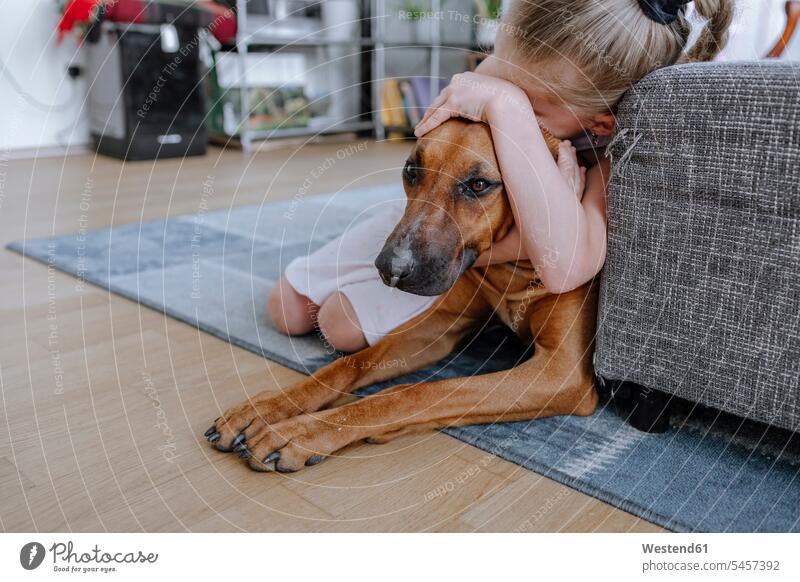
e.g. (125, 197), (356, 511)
(414, 72), (532, 137)
(557, 140), (587, 201)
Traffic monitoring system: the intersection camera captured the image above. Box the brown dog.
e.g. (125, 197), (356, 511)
(204, 119), (599, 472)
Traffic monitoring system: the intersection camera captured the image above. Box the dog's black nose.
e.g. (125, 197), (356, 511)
(375, 246), (414, 288)
(388, 256), (414, 287)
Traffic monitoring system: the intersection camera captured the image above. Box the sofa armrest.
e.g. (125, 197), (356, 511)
(595, 61), (800, 431)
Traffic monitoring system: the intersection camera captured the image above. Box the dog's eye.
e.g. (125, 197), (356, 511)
(458, 178), (495, 198)
(469, 179), (488, 193)
(403, 161), (418, 183)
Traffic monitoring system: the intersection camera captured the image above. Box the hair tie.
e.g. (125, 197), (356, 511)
(637, 0), (692, 24)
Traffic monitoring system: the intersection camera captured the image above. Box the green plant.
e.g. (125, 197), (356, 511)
(398, 1), (429, 21)
(473, 0), (502, 20)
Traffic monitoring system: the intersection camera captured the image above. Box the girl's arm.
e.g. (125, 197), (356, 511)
(473, 140), (587, 267)
(487, 98), (609, 292)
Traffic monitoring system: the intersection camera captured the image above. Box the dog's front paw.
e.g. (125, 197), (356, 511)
(204, 391), (303, 452)
(240, 412), (351, 473)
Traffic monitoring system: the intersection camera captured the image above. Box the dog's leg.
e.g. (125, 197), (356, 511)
(243, 282), (600, 471)
(208, 278), (491, 451)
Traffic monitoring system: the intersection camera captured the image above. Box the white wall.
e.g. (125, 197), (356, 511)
(0, 0), (88, 152)
(716, 0), (792, 61)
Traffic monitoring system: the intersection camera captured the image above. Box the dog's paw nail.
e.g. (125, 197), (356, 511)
(233, 442), (248, 453)
(204, 426), (217, 437)
(207, 432), (220, 443)
(264, 451), (280, 464)
(305, 455), (324, 466)
(232, 433), (246, 447)
(237, 448), (252, 459)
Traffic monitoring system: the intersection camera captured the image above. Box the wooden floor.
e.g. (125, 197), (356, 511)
(0, 140), (662, 532)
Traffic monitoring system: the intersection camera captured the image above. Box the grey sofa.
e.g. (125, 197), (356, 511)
(595, 61), (800, 433)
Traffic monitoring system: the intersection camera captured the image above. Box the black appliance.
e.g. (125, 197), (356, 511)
(86, 5), (210, 160)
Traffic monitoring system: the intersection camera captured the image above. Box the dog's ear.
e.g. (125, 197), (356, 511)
(537, 122), (561, 158)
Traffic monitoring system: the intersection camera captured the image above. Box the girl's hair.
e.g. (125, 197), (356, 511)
(505, 0), (734, 114)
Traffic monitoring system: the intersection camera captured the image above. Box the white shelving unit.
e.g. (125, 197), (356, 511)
(228, 0), (479, 152)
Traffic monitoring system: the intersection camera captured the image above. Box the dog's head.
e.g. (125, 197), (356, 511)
(375, 119), (557, 296)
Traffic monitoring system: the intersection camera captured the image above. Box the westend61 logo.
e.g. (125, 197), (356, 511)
(19, 541), (158, 574)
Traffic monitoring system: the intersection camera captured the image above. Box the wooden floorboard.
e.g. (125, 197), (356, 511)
(0, 141), (662, 532)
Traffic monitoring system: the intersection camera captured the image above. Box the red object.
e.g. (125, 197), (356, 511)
(57, 0), (236, 45)
(198, 1), (236, 45)
(104, 0), (148, 25)
(57, 0), (102, 42)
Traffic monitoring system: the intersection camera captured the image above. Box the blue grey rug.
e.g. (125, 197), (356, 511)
(8, 184), (800, 532)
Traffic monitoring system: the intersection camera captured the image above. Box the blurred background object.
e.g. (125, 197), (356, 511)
(712, 0), (800, 60)
(82, 1), (215, 159)
(0, 0), (797, 158)
(767, 1), (800, 58)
